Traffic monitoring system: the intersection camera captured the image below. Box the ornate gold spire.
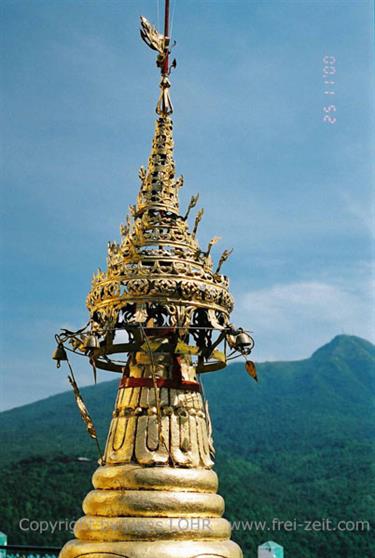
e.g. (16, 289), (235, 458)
(56, 3), (255, 558)
(136, 117), (180, 215)
(85, 112), (235, 370)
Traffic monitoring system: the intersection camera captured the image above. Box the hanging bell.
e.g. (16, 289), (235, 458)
(235, 331), (254, 351)
(84, 334), (100, 349)
(52, 344), (68, 368)
(226, 327), (254, 354)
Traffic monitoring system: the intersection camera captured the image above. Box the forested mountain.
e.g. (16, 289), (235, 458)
(0, 335), (374, 557)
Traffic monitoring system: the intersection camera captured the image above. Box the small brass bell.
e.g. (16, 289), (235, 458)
(226, 333), (237, 349)
(52, 344), (68, 368)
(84, 335), (100, 349)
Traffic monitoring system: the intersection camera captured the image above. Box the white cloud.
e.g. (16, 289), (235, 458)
(234, 279), (374, 362)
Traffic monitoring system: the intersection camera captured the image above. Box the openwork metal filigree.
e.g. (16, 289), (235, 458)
(53, 3), (254, 377)
(55, 113), (253, 374)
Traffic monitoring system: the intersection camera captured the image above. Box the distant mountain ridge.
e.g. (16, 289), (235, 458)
(0, 335), (374, 557)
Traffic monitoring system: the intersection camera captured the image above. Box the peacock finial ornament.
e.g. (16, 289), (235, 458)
(55, 2), (255, 557)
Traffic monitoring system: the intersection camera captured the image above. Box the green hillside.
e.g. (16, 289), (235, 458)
(0, 335), (374, 557)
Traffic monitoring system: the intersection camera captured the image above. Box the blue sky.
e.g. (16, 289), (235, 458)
(1, 0), (374, 410)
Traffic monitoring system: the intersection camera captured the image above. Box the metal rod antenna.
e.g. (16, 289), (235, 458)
(163, 0), (170, 75)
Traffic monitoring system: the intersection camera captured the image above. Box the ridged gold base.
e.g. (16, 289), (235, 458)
(61, 538), (242, 558)
(59, 464), (242, 558)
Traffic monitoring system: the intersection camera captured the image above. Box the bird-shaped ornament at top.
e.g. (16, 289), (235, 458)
(140, 2), (176, 115)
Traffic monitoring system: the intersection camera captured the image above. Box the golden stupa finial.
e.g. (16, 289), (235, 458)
(55, 5), (256, 555)
(140, 0), (176, 115)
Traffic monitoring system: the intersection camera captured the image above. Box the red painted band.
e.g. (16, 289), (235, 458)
(119, 376), (201, 392)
